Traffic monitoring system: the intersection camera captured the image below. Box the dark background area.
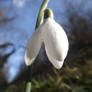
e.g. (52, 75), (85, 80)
(0, 0), (92, 92)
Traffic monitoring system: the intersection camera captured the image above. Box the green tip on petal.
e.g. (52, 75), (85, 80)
(44, 8), (54, 19)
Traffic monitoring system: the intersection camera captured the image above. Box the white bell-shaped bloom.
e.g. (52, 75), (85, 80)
(25, 17), (69, 69)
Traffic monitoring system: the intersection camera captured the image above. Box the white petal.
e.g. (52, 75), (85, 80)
(45, 46), (64, 69)
(42, 18), (69, 69)
(25, 30), (42, 66)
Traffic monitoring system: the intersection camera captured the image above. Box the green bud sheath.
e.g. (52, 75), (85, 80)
(44, 8), (54, 19)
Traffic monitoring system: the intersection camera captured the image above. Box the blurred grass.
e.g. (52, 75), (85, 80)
(1, 46), (92, 92)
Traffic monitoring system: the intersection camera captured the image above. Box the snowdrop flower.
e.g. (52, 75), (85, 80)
(25, 9), (69, 69)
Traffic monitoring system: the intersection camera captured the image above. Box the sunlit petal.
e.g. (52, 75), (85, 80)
(25, 30), (42, 66)
(45, 46), (64, 69)
(43, 18), (69, 69)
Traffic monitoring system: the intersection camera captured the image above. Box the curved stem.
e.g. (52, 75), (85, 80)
(35, 0), (49, 29)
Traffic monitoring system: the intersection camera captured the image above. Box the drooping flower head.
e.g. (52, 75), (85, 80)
(25, 8), (69, 69)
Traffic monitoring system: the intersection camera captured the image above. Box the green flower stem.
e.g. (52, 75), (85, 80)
(25, 66), (32, 92)
(25, 0), (49, 92)
(36, 0), (49, 29)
